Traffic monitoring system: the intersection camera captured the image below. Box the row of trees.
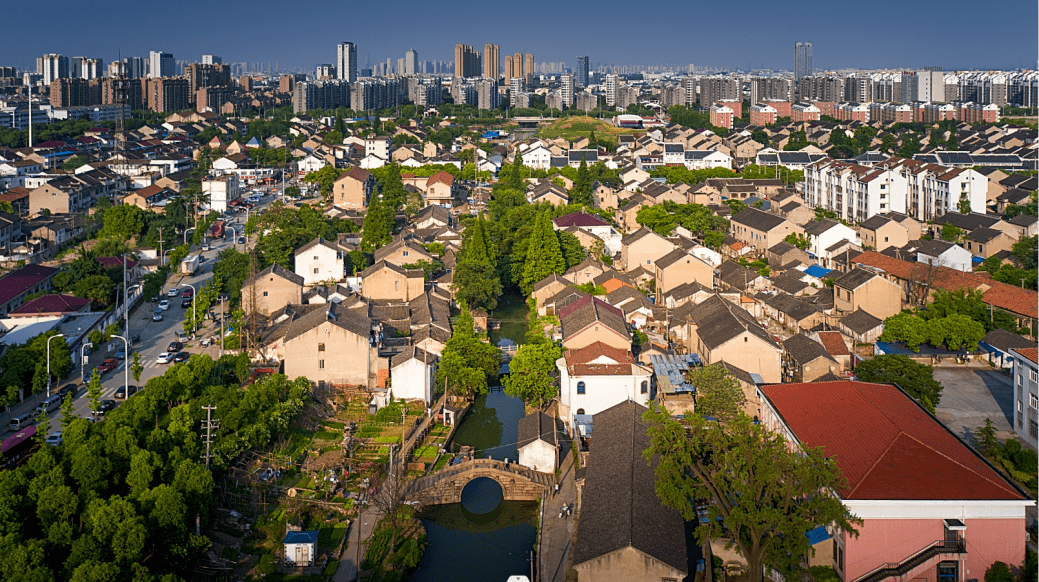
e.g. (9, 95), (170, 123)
(0, 351), (311, 581)
(635, 201), (730, 248)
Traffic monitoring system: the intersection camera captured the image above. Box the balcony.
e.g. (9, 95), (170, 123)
(854, 540), (967, 582)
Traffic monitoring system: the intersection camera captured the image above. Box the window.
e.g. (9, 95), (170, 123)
(576, 408), (585, 415)
(314, 268), (319, 274)
(263, 291), (269, 297)
(403, 250), (409, 257)
(394, 281), (399, 291)
(1031, 369), (1038, 383)
(577, 381), (586, 395)
(1031, 394), (1038, 410)
(646, 259), (651, 264)
(313, 256), (318, 260)
(641, 381), (648, 394)
(1031, 420), (1038, 439)
(884, 236), (889, 242)
(318, 343), (325, 352)
(318, 360), (325, 369)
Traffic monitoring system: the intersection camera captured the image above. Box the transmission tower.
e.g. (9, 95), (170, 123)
(112, 64), (130, 152)
(201, 405), (220, 469)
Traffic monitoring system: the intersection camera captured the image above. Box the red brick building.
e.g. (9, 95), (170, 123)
(749, 103), (778, 126)
(709, 104), (734, 129)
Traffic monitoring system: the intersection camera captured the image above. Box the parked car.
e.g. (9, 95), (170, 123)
(36, 395), (62, 415)
(97, 358), (119, 374)
(152, 312), (164, 322)
(148, 295), (158, 303)
(172, 352), (190, 363)
(156, 352), (172, 364)
(181, 298), (192, 308)
(167, 289), (179, 297)
(167, 341), (182, 353)
(44, 431), (63, 446)
(8, 413), (33, 431)
(158, 299), (171, 311)
(58, 384), (79, 400)
(181, 288), (193, 298)
(237, 237), (246, 244)
(201, 243), (210, 251)
(94, 399), (116, 417)
(115, 347), (126, 360)
(114, 385), (138, 399)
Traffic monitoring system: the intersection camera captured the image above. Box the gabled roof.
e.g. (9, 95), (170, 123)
(244, 264), (304, 288)
(0, 264), (58, 307)
(690, 294), (779, 350)
(282, 300), (371, 343)
(839, 307), (884, 334)
(761, 381), (1028, 501)
(10, 293), (90, 316)
(573, 401), (687, 573)
(517, 411), (557, 448)
(560, 296), (628, 342)
(783, 334), (836, 366)
(553, 211), (609, 229)
(295, 237), (339, 256)
(390, 346), (437, 368)
(980, 328), (1034, 353)
(731, 207), (788, 232)
(815, 331), (851, 357)
(283, 530), (319, 545)
(832, 268), (878, 290)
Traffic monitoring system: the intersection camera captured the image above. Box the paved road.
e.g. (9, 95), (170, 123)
(539, 418), (575, 582)
(933, 366), (1016, 443)
(1, 190), (283, 438)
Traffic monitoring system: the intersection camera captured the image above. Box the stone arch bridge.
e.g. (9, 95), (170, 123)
(406, 458), (554, 506)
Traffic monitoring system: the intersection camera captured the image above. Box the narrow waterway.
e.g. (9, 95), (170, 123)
(410, 289), (537, 581)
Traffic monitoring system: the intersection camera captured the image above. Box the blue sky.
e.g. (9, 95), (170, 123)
(5, 0), (1036, 72)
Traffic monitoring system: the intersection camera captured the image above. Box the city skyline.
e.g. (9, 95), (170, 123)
(2, 0), (1035, 73)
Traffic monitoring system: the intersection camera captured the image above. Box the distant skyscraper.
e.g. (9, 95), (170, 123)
(455, 44), (481, 78)
(202, 55), (222, 65)
(561, 73), (575, 107)
(575, 56), (589, 87)
(794, 42), (812, 87)
(525, 53), (534, 85)
(605, 74), (619, 107)
(337, 42), (357, 82)
(404, 49), (418, 76)
(484, 43), (499, 80)
(36, 54), (68, 84)
(149, 51), (175, 78)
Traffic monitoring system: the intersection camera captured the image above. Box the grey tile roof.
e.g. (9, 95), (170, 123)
(573, 401), (688, 574)
(282, 301), (372, 343)
(390, 346), (436, 368)
(690, 294), (778, 350)
(731, 207), (787, 232)
(981, 328), (1035, 353)
(295, 237), (339, 256)
(243, 263), (304, 288)
(803, 218), (840, 236)
(517, 411), (557, 449)
(832, 268), (877, 290)
(839, 308), (883, 334)
(784, 333), (836, 366)
(561, 297), (629, 342)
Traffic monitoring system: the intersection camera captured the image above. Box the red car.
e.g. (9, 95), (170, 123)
(97, 358), (119, 374)
(181, 288), (193, 298)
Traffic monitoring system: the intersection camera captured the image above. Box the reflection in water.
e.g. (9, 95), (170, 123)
(450, 390), (526, 460)
(461, 476), (504, 515)
(409, 502), (538, 582)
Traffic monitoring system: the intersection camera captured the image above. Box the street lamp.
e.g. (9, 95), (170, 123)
(80, 342), (93, 384)
(180, 283), (197, 337)
(227, 226), (238, 250)
(162, 248), (173, 267)
(111, 335), (130, 391)
(184, 227), (196, 245)
(46, 334), (66, 398)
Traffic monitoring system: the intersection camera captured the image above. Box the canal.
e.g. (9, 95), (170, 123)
(410, 290), (538, 581)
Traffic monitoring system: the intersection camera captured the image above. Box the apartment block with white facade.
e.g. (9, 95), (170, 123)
(1010, 348), (1038, 450)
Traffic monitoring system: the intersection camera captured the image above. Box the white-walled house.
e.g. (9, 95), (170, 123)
(556, 341), (653, 435)
(283, 530), (318, 566)
(297, 154), (328, 174)
(390, 347), (436, 403)
(294, 238), (343, 286)
(202, 174), (240, 212)
(684, 150), (732, 170)
(916, 240), (973, 272)
(803, 219), (861, 261)
(517, 411), (558, 473)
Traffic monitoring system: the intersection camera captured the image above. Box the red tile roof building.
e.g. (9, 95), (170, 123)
(0, 264), (58, 316)
(9, 294), (90, 317)
(760, 381), (1031, 582)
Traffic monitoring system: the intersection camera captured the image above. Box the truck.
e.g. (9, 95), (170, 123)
(211, 219), (225, 239)
(180, 254), (201, 275)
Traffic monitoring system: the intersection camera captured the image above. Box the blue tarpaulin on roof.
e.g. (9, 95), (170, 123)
(804, 265), (832, 278)
(806, 526), (832, 545)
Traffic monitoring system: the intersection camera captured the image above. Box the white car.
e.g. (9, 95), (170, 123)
(158, 299), (171, 311)
(45, 431), (63, 446)
(167, 289), (179, 297)
(156, 352), (172, 364)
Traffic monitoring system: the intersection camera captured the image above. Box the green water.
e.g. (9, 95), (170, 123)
(409, 289), (537, 581)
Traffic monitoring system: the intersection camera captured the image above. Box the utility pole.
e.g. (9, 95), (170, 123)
(201, 405), (219, 469)
(158, 227), (166, 267)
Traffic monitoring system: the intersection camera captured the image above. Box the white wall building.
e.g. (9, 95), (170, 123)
(293, 237), (343, 286)
(201, 174), (240, 212)
(390, 347), (436, 404)
(684, 150), (732, 170)
(1010, 348), (1038, 450)
(556, 342), (653, 435)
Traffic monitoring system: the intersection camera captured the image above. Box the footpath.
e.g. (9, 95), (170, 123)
(539, 428), (577, 582)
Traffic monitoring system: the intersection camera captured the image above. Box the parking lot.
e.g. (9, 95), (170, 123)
(934, 366), (1016, 443)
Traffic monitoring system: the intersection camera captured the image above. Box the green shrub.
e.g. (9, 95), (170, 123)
(314, 430), (339, 440)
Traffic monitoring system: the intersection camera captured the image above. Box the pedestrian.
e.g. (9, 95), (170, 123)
(554, 483), (559, 495)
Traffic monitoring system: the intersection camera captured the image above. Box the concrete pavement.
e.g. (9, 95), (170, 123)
(540, 428), (576, 582)
(334, 496), (381, 582)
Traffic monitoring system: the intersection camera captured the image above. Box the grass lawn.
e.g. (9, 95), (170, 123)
(537, 116), (642, 141)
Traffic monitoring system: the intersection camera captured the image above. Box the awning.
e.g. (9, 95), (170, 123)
(943, 518), (967, 531)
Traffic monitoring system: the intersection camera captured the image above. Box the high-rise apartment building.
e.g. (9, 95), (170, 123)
(504, 55), (514, 86)
(50, 78), (98, 107)
(144, 77), (189, 112)
(149, 51), (175, 78)
(476, 78), (499, 110)
(404, 49), (418, 76)
(185, 63), (232, 104)
(750, 77), (791, 103)
(794, 42), (812, 91)
(70, 57), (102, 80)
(455, 44), (481, 78)
(699, 77), (739, 108)
(483, 44), (499, 80)
(337, 42), (358, 82)
(513, 52), (523, 84)
(37, 54), (68, 85)
(124, 57), (145, 79)
(605, 74), (619, 107)
(525, 53), (534, 86)
(202, 55), (222, 65)
(510, 76), (525, 96)
(561, 73), (575, 107)
(575, 56), (589, 87)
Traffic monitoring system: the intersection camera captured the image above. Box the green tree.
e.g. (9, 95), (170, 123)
(878, 133), (898, 154)
(100, 204), (145, 241)
(503, 342), (561, 408)
(879, 312), (930, 352)
(898, 133), (922, 158)
(854, 355), (943, 413)
(520, 211), (566, 295)
(59, 393), (76, 431)
(983, 562), (1014, 582)
(34, 409), (51, 444)
(131, 352), (144, 385)
(784, 232), (810, 251)
(643, 407), (860, 582)
(940, 222), (964, 242)
(87, 368), (103, 416)
(957, 191), (972, 214)
(751, 129), (770, 145)
(452, 261), (502, 311)
(304, 165), (343, 197)
(685, 364), (746, 422)
(973, 418), (998, 456)
(360, 195), (393, 252)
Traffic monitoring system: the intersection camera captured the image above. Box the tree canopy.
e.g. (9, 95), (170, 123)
(854, 355), (943, 413)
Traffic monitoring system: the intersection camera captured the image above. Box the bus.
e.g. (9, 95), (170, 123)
(1, 426), (38, 470)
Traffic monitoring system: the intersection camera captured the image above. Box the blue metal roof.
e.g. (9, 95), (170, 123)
(283, 530), (319, 545)
(804, 265), (832, 278)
